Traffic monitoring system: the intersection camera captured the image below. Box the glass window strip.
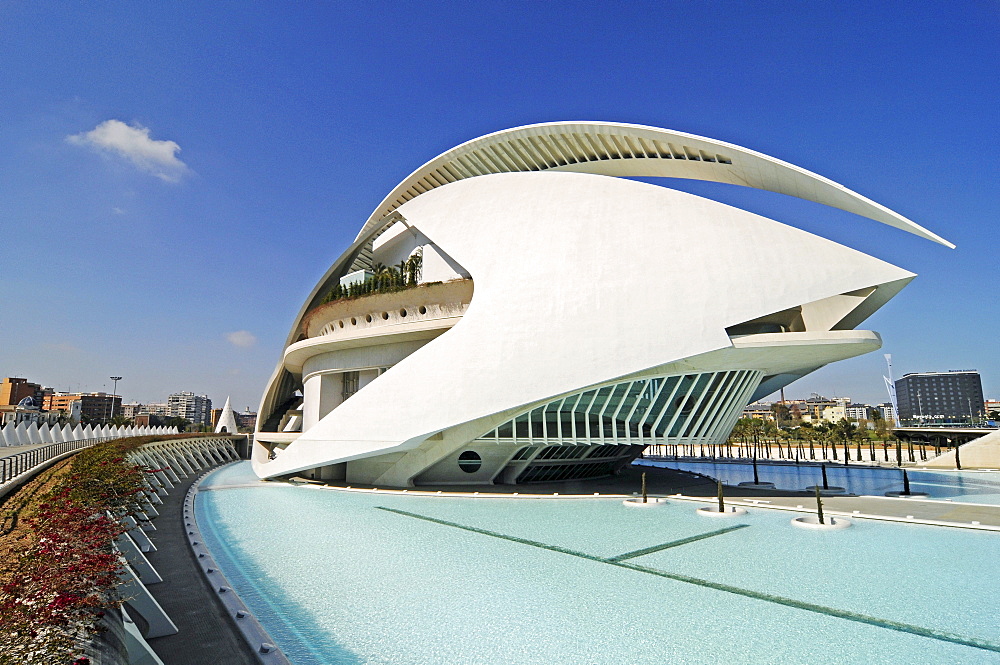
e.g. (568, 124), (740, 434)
(691, 371), (741, 440)
(707, 371), (761, 443)
(479, 369), (765, 449)
(530, 407), (544, 442)
(599, 384), (627, 421)
(588, 386), (613, 442)
(710, 370), (756, 440)
(706, 371), (755, 442)
(566, 393), (583, 440)
(687, 372), (733, 439)
(580, 389), (598, 441)
(677, 373), (716, 437)
(679, 373), (720, 438)
(621, 379), (651, 443)
(548, 398), (565, 441)
(633, 377), (671, 445)
(613, 381), (644, 442)
(609, 381), (634, 423)
(718, 371), (764, 444)
(648, 375), (688, 441)
(704, 372), (749, 443)
(637, 377), (671, 429)
(663, 374), (701, 440)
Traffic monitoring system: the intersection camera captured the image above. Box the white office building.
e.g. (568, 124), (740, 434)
(167, 392), (212, 426)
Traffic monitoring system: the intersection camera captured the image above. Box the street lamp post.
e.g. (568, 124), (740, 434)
(110, 376), (122, 422)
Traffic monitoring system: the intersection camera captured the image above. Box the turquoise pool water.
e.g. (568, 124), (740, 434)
(197, 463), (1000, 664)
(637, 458), (1000, 505)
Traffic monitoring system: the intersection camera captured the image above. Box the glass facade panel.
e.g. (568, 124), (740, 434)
(588, 386), (614, 417)
(529, 408), (544, 438)
(514, 414), (529, 438)
(655, 374), (695, 436)
(681, 372), (726, 437)
(668, 373), (713, 437)
(479, 370), (761, 450)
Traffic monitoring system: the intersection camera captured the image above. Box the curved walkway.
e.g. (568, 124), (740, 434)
(144, 467), (259, 664)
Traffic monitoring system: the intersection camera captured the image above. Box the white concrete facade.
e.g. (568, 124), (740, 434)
(253, 121), (950, 487)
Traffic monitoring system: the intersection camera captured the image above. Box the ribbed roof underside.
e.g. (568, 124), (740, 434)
(355, 121), (952, 248)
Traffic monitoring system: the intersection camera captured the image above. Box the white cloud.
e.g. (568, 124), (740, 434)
(226, 330), (257, 348)
(67, 119), (189, 182)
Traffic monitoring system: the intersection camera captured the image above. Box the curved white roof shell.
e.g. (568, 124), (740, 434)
(254, 121), (952, 485)
(356, 121), (953, 247)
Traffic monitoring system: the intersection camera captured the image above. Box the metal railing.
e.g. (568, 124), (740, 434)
(0, 439), (96, 485)
(643, 439), (957, 467)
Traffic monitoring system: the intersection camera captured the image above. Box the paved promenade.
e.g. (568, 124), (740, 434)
(0, 442), (49, 456)
(145, 469), (260, 665)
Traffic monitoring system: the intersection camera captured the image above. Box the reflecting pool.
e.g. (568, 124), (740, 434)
(197, 462), (1000, 664)
(636, 458), (1000, 505)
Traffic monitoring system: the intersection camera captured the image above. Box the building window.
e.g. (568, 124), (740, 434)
(342, 371), (360, 401)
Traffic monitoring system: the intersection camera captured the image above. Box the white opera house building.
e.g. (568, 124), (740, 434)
(252, 122), (951, 487)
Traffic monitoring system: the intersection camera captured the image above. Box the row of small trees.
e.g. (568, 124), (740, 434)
(730, 416), (897, 446)
(322, 252), (423, 304)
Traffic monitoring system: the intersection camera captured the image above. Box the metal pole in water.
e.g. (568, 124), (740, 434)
(815, 485), (825, 525)
(903, 469), (911, 495)
(954, 441), (962, 471)
(717, 479), (725, 513)
(642, 472), (648, 503)
(821, 464), (829, 490)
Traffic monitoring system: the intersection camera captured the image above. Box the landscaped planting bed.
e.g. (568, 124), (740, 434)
(0, 436), (178, 664)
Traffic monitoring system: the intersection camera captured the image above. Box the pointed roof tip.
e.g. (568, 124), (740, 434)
(215, 395), (239, 434)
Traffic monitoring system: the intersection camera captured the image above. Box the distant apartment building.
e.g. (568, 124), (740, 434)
(121, 403), (144, 420)
(167, 391), (212, 426)
(821, 404), (847, 422)
(795, 395), (848, 421)
(741, 402), (774, 420)
(894, 370), (985, 424)
(210, 404), (256, 432)
(844, 403), (875, 421)
(43, 392), (122, 423)
(141, 403), (170, 417)
(1, 377), (44, 406)
(237, 409), (257, 431)
(985, 400), (1000, 417)
(210, 407), (224, 430)
(878, 402), (897, 423)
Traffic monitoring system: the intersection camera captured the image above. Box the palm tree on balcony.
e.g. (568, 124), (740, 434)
(369, 262), (391, 290)
(406, 250), (423, 286)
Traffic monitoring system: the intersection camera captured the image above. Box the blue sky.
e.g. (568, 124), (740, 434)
(1, 1), (996, 411)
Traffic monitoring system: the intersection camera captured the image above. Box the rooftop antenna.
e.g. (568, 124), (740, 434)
(883, 354), (899, 423)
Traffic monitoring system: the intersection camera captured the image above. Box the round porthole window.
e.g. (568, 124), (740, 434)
(458, 450), (482, 473)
